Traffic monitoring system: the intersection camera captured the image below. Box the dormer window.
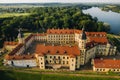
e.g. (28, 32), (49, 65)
(47, 50), (50, 53)
(12, 57), (15, 59)
(56, 50), (59, 54)
(23, 56), (25, 59)
(64, 51), (67, 54)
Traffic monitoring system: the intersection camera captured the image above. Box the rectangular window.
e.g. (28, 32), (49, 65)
(41, 62), (43, 64)
(45, 56), (47, 58)
(67, 57), (69, 59)
(63, 61), (65, 64)
(72, 59), (74, 62)
(58, 56), (60, 59)
(67, 61), (68, 64)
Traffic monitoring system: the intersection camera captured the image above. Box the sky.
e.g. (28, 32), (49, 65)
(0, 0), (120, 3)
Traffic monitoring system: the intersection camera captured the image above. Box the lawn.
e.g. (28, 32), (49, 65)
(0, 13), (30, 18)
(0, 70), (119, 80)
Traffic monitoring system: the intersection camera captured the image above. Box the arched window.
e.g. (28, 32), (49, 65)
(11, 61), (14, 65)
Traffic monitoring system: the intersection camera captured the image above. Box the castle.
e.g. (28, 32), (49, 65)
(4, 28), (117, 71)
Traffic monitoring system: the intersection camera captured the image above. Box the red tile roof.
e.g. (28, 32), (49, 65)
(8, 43), (24, 55)
(86, 32), (107, 37)
(47, 29), (75, 34)
(74, 29), (82, 34)
(94, 59), (120, 68)
(35, 44), (80, 57)
(89, 37), (108, 44)
(4, 41), (18, 46)
(47, 29), (107, 36)
(5, 54), (35, 60)
(34, 33), (47, 36)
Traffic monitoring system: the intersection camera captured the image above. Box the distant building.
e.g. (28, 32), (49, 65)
(4, 28), (117, 71)
(93, 59), (120, 72)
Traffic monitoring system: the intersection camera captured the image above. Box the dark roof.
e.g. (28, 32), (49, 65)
(81, 27), (87, 40)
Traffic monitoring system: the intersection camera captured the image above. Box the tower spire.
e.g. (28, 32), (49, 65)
(17, 28), (24, 43)
(81, 26), (86, 40)
(78, 26), (87, 49)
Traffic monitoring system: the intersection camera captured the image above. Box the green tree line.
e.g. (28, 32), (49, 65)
(0, 7), (110, 48)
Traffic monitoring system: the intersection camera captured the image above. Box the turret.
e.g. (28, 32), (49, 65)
(78, 27), (87, 49)
(78, 27), (87, 65)
(17, 28), (24, 44)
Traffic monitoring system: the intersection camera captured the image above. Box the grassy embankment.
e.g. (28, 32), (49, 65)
(0, 13), (30, 18)
(107, 34), (120, 52)
(101, 5), (120, 13)
(0, 70), (120, 80)
(0, 33), (120, 80)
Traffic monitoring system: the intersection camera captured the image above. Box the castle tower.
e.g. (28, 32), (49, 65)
(79, 27), (87, 49)
(17, 28), (24, 44)
(79, 27), (87, 65)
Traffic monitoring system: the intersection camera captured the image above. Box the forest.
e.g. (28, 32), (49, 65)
(101, 5), (120, 13)
(0, 7), (110, 47)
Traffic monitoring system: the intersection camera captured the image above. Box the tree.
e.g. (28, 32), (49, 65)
(97, 22), (104, 32)
(93, 17), (98, 22)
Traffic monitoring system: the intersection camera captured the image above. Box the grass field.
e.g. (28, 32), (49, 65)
(0, 13), (30, 18)
(0, 70), (119, 80)
(107, 34), (120, 52)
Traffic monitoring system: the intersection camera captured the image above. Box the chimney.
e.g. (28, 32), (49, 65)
(52, 28), (54, 30)
(100, 58), (103, 60)
(28, 52), (30, 55)
(113, 58), (116, 60)
(52, 44), (54, 46)
(44, 43), (46, 46)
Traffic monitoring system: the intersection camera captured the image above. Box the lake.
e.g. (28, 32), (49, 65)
(83, 7), (120, 34)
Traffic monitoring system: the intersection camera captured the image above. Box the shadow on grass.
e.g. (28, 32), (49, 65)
(0, 70), (15, 80)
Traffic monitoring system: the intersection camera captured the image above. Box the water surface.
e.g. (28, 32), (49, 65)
(83, 7), (120, 34)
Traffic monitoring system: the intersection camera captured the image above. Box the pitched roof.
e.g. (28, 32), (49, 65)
(35, 44), (80, 57)
(94, 59), (120, 68)
(34, 33), (47, 36)
(24, 34), (33, 42)
(86, 32), (107, 37)
(4, 41), (18, 46)
(5, 54), (35, 60)
(47, 29), (75, 34)
(8, 43), (24, 55)
(89, 37), (108, 44)
(74, 29), (82, 34)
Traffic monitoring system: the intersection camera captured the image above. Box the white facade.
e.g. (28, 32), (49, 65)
(7, 59), (37, 67)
